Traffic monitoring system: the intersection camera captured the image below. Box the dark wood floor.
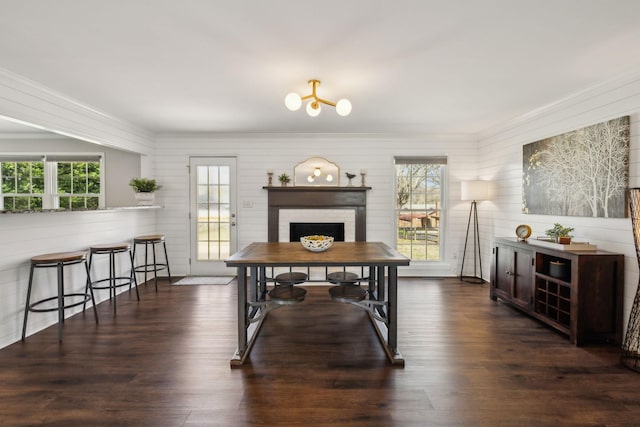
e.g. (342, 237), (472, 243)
(1, 278), (640, 426)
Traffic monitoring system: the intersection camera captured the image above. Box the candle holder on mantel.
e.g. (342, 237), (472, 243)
(622, 187), (640, 372)
(360, 169), (367, 187)
(267, 170), (273, 187)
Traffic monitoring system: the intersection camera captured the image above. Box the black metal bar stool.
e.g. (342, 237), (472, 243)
(22, 251), (99, 342)
(132, 234), (172, 291)
(85, 243), (139, 315)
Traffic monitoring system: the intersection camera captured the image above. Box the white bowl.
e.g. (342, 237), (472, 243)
(300, 235), (334, 252)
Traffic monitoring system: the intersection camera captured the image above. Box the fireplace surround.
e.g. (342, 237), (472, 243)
(264, 186), (370, 242)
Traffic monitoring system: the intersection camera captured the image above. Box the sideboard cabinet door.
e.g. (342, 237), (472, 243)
(490, 240), (533, 310)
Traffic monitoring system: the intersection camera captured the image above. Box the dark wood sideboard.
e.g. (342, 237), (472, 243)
(490, 237), (624, 346)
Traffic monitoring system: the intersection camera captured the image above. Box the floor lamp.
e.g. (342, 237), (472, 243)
(460, 180), (488, 284)
(622, 187), (640, 372)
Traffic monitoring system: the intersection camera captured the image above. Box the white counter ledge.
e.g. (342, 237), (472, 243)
(0, 205), (162, 215)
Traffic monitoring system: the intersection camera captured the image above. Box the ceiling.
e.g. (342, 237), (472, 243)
(2, 0), (640, 136)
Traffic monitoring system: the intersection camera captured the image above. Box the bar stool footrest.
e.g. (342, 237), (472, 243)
(90, 277), (135, 290)
(28, 293), (92, 313)
(134, 264), (168, 273)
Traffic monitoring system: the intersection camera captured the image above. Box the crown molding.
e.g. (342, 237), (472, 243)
(0, 67), (153, 154)
(477, 67), (640, 140)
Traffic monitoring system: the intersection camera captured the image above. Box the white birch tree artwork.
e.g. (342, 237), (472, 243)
(523, 116), (629, 218)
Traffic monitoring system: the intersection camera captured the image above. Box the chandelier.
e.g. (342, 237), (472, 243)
(284, 79), (352, 117)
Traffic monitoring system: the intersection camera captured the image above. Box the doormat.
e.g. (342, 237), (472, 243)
(174, 276), (235, 285)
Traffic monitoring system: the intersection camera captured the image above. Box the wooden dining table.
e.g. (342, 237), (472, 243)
(225, 241), (410, 367)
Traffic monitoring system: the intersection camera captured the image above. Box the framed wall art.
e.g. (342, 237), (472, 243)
(522, 115), (630, 218)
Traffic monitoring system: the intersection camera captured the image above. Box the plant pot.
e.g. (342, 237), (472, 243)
(280, 182), (289, 187)
(134, 192), (156, 206)
(558, 236), (572, 244)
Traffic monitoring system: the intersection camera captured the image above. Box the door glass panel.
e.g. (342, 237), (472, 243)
(197, 185), (208, 203)
(197, 205), (208, 221)
(209, 223), (220, 240)
(209, 185), (219, 203)
(220, 223), (230, 241)
(196, 165), (231, 261)
(208, 166), (219, 184)
(219, 185), (230, 203)
(197, 223), (208, 239)
(220, 204), (230, 221)
(208, 242), (220, 259)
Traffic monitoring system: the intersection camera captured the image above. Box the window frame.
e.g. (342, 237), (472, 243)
(0, 153), (104, 211)
(394, 156), (447, 262)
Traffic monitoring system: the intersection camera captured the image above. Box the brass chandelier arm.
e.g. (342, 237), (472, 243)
(300, 96), (336, 107)
(315, 97), (336, 107)
(300, 80), (337, 108)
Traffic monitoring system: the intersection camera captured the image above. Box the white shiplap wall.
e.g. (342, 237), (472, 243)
(477, 70), (640, 331)
(0, 209), (159, 348)
(153, 133), (480, 278)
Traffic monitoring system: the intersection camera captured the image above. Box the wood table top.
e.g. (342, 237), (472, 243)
(225, 242), (410, 267)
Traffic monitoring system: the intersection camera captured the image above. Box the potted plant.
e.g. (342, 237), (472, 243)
(278, 173), (291, 187)
(545, 222), (574, 244)
(129, 178), (161, 205)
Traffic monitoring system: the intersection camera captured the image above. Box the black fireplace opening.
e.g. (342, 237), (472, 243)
(290, 222), (345, 242)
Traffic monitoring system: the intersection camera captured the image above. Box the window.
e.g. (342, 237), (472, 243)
(395, 156), (446, 261)
(0, 154), (103, 211)
(0, 156), (44, 210)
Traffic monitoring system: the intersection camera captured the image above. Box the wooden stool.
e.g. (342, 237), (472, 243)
(327, 271), (359, 285)
(327, 271), (365, 302)
(274, 272), (308, 286)
(271, 271), (308, 304)
(269, 286), (308, 304)
(328, 285), (366, 303)
(85, 243), (139, 315)
(132, 234), (172, 291)
(22, 251), (99, 342)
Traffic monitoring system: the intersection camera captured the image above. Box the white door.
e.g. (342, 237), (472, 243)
(189, 157), (237, 276)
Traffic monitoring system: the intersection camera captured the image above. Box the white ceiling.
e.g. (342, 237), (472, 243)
(2, 0), (640, 136)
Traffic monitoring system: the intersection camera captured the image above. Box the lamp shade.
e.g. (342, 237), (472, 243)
(336, 98), (352, 116)
(461, 180), (489, 201)
(285, 92), (302, 111)
(306, 101), (321, 117)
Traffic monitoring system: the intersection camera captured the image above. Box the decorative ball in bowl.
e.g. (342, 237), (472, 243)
(300, 235), (334, 252)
